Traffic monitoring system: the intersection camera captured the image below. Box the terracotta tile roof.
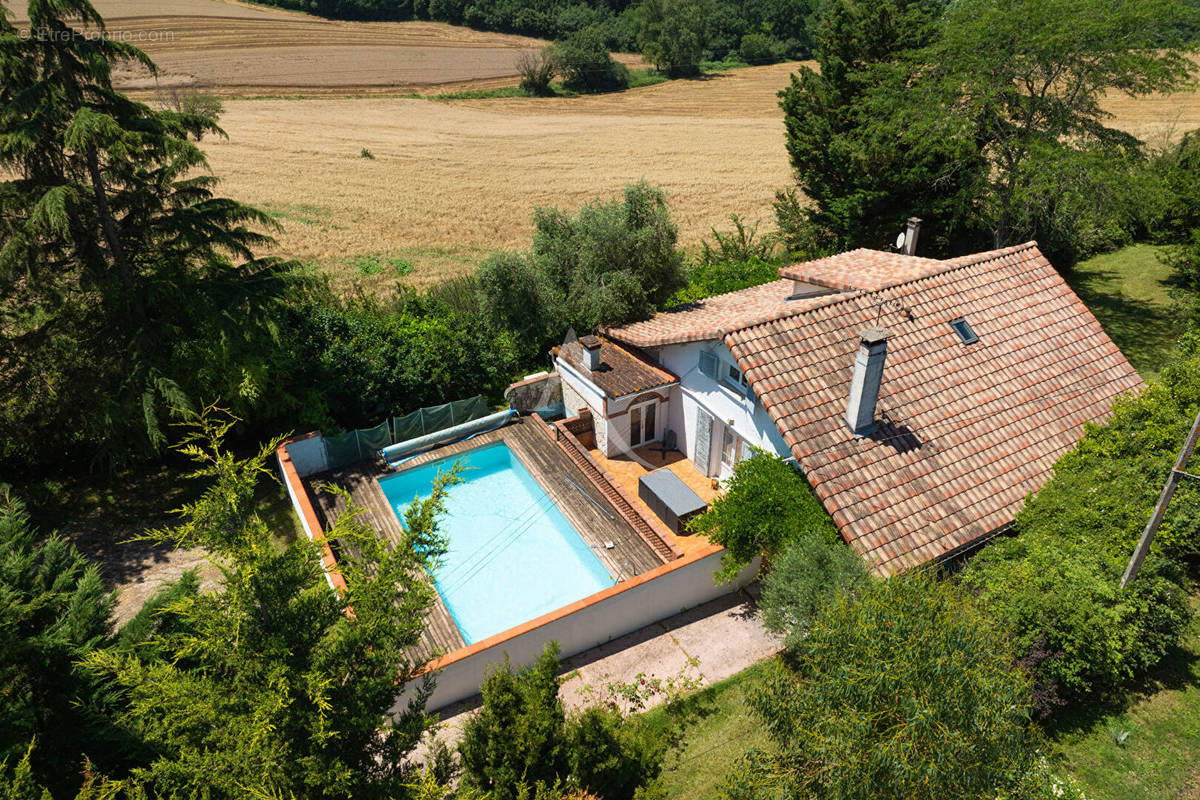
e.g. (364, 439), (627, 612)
(778, 248), (947, 291)
(723, 242), (1144, 575)
(554, 335), (678, 399)
(603, 279), (831, 348)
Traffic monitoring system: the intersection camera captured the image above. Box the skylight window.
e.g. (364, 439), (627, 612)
(950, 317), (979, 345)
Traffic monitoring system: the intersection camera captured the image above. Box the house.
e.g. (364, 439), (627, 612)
(553, 241), (1143, 574)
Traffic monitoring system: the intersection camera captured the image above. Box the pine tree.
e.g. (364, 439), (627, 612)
(0, 492), (117, 796)
(0, 0), (297, 468)
(84, 407), (459, 799)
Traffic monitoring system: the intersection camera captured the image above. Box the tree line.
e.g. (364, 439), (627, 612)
(248, 0), (822, 69)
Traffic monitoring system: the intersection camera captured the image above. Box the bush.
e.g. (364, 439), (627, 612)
(549, 26), (629, 92)
(961, 531), (1190, 714)
(666, 257), (780, 306)
(1009, 349), (1200, 564)
(476, 181), (685, 361)
(759, 532), (869, 653)
(517, 47), (557, 95)
(957, 349), (1200, 712)
(724, 572), (1043, 800)
(459, 644), (665, 800)
(460, 646), (567, 800)
(736, 32), (780, 64)
(275, 289), (520, 432)
(687, 451), (838, 582)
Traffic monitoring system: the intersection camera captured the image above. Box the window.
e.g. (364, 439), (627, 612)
(721, 425), (740, 467)
(698, 351), (718, 379)
(950, 317), (979, 345)
(723, 362), (752, 397)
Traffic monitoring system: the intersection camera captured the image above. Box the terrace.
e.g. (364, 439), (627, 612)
(586, 443), (720, 556)
(277, 406), (755, 710)
(301, 417), (670, 663)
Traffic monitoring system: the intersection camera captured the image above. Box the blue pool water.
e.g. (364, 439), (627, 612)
(379, 441), (616, 644)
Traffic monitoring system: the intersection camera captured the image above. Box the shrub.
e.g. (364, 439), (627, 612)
(960, 532), (1190, 714)
(459, 644), (666, 800)
(759, 532), (869, 653)
(360, 147), (375, 159)
(1009, 349), (1200, 564)
(666, 257), (780, 305)
(549, 26), (629, 92)
(688, 451), (838, 582)
(476, 181), (685, 360)
(724, 572), (1043, 800)
(460, 646), (567, 800)
(517, 47), (557, 95)
(736, 32), (779, 64)
(699, 215), (778, 266)
(957, 349), (1200, 712)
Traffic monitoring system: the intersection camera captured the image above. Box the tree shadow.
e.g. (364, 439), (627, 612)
(1041, 637), (1200, 739)
(1064, 266), (1183, 376)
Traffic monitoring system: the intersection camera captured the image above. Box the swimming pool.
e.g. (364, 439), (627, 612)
(379, 441), (616, 644)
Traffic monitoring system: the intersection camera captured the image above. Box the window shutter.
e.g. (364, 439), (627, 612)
(693, 407), (714, 476)
(698, 351), (718, 379)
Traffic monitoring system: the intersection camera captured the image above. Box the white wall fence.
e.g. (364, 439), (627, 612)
(392, 549), (758, 713)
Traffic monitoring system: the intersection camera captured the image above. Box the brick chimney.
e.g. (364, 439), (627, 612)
(845, 327), (891, 436)
(579, 335), (602, 371)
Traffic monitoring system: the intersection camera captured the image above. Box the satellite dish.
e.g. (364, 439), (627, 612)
(895, 230), (906, 250)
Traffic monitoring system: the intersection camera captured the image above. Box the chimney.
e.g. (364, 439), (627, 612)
(845, 327), (891, 437)
(903, 217), (921, 256)
(579, 335), (602, 371)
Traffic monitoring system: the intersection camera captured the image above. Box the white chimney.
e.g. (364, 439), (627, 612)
(579, 335), (602, 371)
(903, 217), (921, 256)
(845, 327), (891, 437)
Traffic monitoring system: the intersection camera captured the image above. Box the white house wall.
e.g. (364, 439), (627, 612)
(556, 356), (610, 454)
(602, 389), (671, 458)
(653, 341), (791, 480)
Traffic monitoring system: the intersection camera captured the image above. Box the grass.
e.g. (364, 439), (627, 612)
(640, 661), (771, 800)
(345, 252), (414, 277)
(638, 592), (1200, 800)
(1049, 592), (1200, 800)
(1066, 244), (1185, 378)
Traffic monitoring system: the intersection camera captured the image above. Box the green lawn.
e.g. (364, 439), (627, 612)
(1050, 593), (1200, 800)
(1066, 244), (1185, 379)
(638, 593), (1200, 800)
(641, 662), (770, 800)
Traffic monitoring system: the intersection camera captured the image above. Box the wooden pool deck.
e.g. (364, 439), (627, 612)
(302, 417), (661, 664)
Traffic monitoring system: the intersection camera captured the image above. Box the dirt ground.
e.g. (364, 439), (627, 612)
(201, 63), (798, 289)
(5, 0), (594, 93)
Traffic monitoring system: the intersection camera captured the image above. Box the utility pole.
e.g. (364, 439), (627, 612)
(1120, 410), (1200, 588)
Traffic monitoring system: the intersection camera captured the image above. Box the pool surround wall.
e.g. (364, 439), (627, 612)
(277, 424), (749, 711)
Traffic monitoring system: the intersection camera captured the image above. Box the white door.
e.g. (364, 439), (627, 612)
(629, 401), (657, 447)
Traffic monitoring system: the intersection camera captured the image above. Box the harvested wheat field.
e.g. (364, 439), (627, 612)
(203, 60), (1200, 291)
(202, 64), (800, 289)
(5, 0), (594, 94)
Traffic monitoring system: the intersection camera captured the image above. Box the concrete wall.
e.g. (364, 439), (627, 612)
(654, 341), (790, 479)
(286, 433), (329, 477)
(277, 435), (347, 593)
(392, 546), (757, 713)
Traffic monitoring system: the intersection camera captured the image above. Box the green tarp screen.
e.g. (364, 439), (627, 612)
(323, 430), (361, 470)
(392, 395), (487, 444)
(322, 396), (490, 469)
(357, 420), (391, 454)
